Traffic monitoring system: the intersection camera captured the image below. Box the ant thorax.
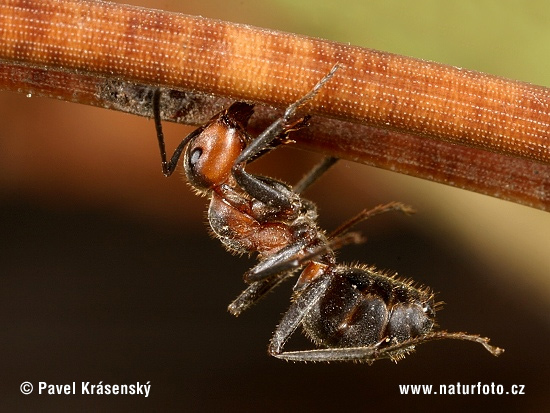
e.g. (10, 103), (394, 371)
(207, 175), (322, 258)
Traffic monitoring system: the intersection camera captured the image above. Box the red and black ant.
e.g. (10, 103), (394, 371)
(152, 66), (503, 363)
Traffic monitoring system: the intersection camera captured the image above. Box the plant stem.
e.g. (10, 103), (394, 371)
(0, 0), (548, 210)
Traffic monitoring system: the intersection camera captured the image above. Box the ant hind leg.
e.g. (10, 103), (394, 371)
(272, 331), (504, 363)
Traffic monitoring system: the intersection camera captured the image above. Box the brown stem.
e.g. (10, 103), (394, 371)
(0, 1), (548, 210)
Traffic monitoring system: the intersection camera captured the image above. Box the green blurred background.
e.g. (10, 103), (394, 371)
(1, 1), (548, 411)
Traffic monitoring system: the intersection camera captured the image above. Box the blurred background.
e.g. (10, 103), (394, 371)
(1, 0), (549, 411)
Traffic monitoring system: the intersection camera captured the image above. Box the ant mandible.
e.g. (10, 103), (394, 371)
(152, 66), (503, 363)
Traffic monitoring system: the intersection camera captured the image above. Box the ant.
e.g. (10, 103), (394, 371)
(152, 66), (503, 363)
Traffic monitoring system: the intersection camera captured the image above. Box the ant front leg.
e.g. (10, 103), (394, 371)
(232, 65), (339, 208)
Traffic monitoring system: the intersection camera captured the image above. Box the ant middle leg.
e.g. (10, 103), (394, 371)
(243, 232), (363, 283)
(228, 271), (295, 317)
(228, 233), (356, 316)
(293, 156), (339, 195)
(229, 230), (362, 317)
(228, 229), (360, 316)
(227, 234), (347, 316)
(242, 202), (413, 283)
(329, 201), (415, 239)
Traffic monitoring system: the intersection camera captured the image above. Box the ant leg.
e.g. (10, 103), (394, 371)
(244, 203), (410, 283)
(244, 232), (363, 283)
(268, 275), (332, 357)
(293, 156), (339, 195)
(231, 167), (294, 209)
(233, 231), (360, 314)
(268, 270), (504, 362)
(228, 271), (294, 317)
(329, 201), (415, 239)
(243, 116), (311, 165)
(244, 240), (309, 283)
(272, 331), (504, 363)
(232, 65), (339, 208)
(152, 89), (205, 177)
(235, 65), (339, 167)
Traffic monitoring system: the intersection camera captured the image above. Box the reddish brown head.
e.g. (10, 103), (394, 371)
(184, 102), (254, 190)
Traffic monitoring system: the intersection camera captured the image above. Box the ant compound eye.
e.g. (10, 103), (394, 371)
(184, 145), (212, 189)
(189, 147), (203, 168)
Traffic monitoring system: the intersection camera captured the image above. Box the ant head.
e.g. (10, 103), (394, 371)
(184, 102), (254, 190)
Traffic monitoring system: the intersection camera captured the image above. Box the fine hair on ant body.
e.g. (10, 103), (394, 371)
(152, 65), (503, 363)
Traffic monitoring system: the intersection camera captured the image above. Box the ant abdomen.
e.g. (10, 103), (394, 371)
(302, 266), (436, 349)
